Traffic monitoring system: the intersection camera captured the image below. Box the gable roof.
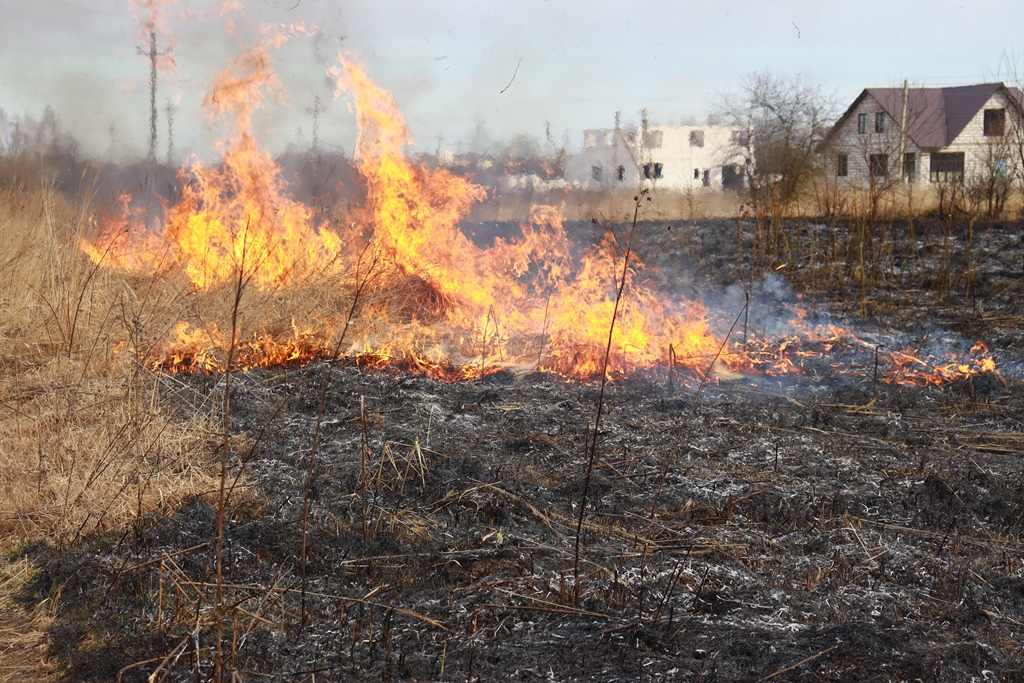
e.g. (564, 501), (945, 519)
(830, 83), (1024, 149)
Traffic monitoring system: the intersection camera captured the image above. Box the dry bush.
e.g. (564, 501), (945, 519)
(0, 183), (219, 555)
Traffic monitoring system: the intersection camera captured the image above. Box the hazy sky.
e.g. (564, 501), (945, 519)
(1, 0), (1022, 161)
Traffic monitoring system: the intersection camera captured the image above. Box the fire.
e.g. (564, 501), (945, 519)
(83, 44), (346, 292)
(79, 37), (1000, 388)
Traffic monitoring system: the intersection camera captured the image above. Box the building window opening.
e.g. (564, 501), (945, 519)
(995, 157), (1007, 179)
(591, 165), (603, 181)
(694, 168), (700, 180)
(642, 163), (663, 180)
(929, 152), (965, 182)
(617, 165), (625, 182)
(837, 154), (848, 177)
(689, 130), (705, 148)
(902, 153), (915, 183)
(858, 113), (868, 134)
(875, 112), (886, 133)
(702, 169), (710, 187)
(984, 109), (1006, 136)
(869, 153), (888, 178)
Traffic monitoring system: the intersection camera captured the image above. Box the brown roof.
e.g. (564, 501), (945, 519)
(831, 83), (1024, 149)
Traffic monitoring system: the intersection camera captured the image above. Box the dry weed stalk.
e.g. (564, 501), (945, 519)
(572, 191), (645, 605)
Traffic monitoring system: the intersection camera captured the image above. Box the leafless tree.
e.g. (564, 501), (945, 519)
(717, 71), (838, 221)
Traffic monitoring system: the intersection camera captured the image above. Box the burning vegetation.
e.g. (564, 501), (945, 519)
(3, 7), (1024, 683)
(77, 35), (997, 388)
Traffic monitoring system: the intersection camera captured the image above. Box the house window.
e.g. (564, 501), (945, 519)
(591, 165), (603, 181)
(642, 163), (663, 180)
(730, 130), (750, 147)
(702, 169), (710, 187)
(643, 130), (663, 148)
(869, 154), (888, 178)
(875, 112), (886, 133)
(617, 165), (625, 182)
(858, 113), (868, 134)
(902, 153), (916, 182)
(984, 109), (1006, 136)
(689, 130), (705, 148)
(929, 152), (964, 182)
(995, 158), (1007, 179)
(836, 154), (848, 177)
(694, 168), (700, 180)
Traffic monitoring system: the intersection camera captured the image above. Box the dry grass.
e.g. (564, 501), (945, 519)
(0, 559), (57, 683)
(0, 183), (221, 675)
(0, 183), (219, 552)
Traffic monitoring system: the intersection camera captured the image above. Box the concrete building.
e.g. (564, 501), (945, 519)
(566, 123), (751, 192)
(826, 82), (1024, 186)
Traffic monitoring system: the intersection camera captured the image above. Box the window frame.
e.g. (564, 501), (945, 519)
(902, 152), (915, 183)
(869, 153), (889, 179)
(984, 109), (1006, 137)
(836, 154), (848, 177)
(858, 113), (868, 134)
(995, 157), (1008, 179)
(875, 112), (886, 133)
(642, 162), (663, 180)
(929, 152), (965, 183)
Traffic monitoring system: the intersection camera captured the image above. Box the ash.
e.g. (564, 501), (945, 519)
(26, 218), (1024, 682)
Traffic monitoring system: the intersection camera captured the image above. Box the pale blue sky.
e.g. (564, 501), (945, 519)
(0, 0), (1020, 160)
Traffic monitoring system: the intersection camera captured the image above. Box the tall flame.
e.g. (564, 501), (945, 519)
(83, 45), (345, 292)
(79, 44), (998, 386)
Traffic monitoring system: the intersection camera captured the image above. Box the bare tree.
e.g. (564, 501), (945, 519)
(717, 71), (838, 220)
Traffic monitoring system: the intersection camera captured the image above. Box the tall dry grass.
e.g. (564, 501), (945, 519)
(0, 182), (219, 553)
(0, 180), (224, 676)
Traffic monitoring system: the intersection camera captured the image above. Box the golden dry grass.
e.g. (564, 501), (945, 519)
(0, 182), (222, 677)
(0, 559), (56, 683)
(0, 183), (220, 552)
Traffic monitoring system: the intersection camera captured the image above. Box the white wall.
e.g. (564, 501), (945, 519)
(567, 124), (750, 191)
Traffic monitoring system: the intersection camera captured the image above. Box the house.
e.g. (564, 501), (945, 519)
(827, 82), (1024, 186)
(566, 123), (751, 192)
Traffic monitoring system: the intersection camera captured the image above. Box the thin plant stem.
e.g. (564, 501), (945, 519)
(572, 192), (644, 606)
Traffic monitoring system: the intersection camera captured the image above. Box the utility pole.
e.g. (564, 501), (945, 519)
(899, 79), (909, 183)
(140, 28), (172, 162)
(165, 100), (177, 166)
(306, 94), (326, 153)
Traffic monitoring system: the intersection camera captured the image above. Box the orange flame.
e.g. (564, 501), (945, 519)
(83, 44), (344, 292)
(80, 44), (999, 387)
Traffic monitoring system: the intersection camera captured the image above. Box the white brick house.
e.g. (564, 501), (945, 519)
(566, 124), (751, 192)
(826, 83), (1024, 186)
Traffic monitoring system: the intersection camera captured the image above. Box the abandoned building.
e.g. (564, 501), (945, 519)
(566, 123), (751, 192)
(826, 82), (1024, 186)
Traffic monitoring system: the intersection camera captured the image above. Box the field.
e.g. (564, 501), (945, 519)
(1, 177), (1023, 681)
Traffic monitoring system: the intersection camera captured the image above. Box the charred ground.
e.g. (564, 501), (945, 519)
(18, 216), (1024, 682)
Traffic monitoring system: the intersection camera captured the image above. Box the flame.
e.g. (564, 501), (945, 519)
(79, 42), (1000, 388)
(84, 44), (345, 292)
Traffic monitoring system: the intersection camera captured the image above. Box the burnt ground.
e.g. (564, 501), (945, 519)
(19, 217), (1024, 682)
